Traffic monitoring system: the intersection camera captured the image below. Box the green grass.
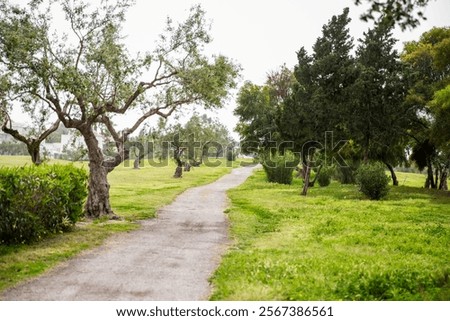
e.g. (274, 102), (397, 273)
(210, 169), (450, 300)
(109, 160), (237, 221)
(0, 155), (238, 292)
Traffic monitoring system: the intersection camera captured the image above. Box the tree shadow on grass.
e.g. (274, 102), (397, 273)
(389, 185), (450, 205)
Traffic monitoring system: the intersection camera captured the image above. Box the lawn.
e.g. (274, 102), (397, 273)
(0, 155), (237, 292)
(210, 169), (450, 300)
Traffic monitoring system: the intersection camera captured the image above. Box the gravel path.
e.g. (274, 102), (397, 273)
(1, 165), (257, 301)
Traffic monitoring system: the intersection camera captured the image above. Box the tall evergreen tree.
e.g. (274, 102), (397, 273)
(281, 8), (357, 195)
(353, 18), (411, 185)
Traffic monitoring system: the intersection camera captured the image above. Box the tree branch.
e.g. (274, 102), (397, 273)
(1, 113), (30, 145)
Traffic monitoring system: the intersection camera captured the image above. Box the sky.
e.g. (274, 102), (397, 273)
(123, 0), (450, 137)
(9, 0), (450, 138)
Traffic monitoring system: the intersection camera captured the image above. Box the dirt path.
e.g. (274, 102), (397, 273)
(1, 165), (257, 301)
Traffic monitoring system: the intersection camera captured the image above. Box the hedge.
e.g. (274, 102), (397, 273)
(0, 164), (88, 244)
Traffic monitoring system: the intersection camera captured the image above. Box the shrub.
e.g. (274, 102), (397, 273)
(261, 151), (298, 185)
(356, 162), (390, 200)
(0, 164), (88, 244)
(317, 166), (334, 187)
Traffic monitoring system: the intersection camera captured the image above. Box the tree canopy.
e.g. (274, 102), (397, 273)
(354, 0), (432, 30)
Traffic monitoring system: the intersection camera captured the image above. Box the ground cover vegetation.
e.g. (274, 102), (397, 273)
(0, 155), (237, 292)
(225, 4), (449, 300)
(211, 169), (450, 300)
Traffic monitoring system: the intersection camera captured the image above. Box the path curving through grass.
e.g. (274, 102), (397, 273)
(1, 165), (257, 300)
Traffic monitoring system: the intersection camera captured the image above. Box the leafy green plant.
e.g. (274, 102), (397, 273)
(261, 151), (299, 185)
(317, 166), (334, 187)
(356, 162), (390, 200)
(0, 165), (88, 244)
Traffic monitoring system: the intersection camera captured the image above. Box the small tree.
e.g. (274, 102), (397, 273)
(1, 110), (60, 165)
(0, 1), (239, 217)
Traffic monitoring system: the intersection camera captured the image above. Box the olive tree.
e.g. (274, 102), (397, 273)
(0, 0), (239, 217)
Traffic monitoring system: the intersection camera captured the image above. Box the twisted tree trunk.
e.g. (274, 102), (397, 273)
(173, 147), (184, 178)
(82, 128), (115, 218)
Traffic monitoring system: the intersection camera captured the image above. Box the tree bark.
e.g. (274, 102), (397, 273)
(384, 162), (398, 186)
(435, 167), (439, 189)
(133, 157), (140, 169)
(301, 160), (312, 196)
(308, 165), (322, 187)
(173, 147), (184, 178)
(82, 128), (115, 218)
(425, 161), (436, 189)
(439, 171), (448, 191)
(439, 162), (448, 191)
(27, 141), (42, 165)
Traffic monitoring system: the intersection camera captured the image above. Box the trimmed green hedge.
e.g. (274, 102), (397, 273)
(0, 164), (88, 244)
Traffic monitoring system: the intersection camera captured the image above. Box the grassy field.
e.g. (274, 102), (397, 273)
(210, 169), (450, 300)
(0, 155), (237, 292)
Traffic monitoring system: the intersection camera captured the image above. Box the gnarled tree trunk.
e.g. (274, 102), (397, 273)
(173, 147), (184, 178)
(27, 141), (42, 165)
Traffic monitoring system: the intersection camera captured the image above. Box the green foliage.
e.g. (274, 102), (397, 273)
(353, 18), (411, 167)
(335, 166), (358, 185)
(356, 162), (390, 200)
(0, 164), (87, 244)
(354, 0), (431, 30)
(235, 82), (279, 153)
(261, 152), (298, 185)
(281, 8), (355, 148)
(317, 166), (334, 187)
(401, 27), (450, 189)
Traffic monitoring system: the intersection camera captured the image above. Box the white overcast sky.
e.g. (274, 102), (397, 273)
(10, 0), (450, 137)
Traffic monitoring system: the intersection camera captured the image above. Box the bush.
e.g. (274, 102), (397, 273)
(356, 162), (390, 200)
(0, 164), (88, 244)
(261, 151), (298, 185)
(317, 166), (334, 187)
